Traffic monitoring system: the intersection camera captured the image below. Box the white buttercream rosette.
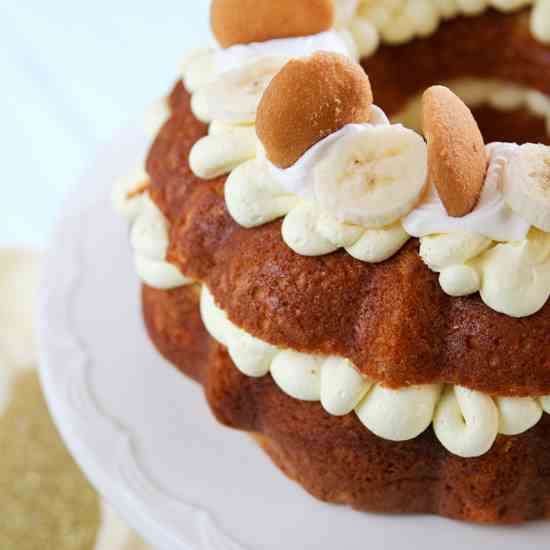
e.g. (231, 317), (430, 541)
(403, 142), (550, 318)
(225, 106), (428, 263)
(185, 30), (358, 181)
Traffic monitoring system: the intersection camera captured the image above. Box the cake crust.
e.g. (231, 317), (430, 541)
(148, 84), (550, 396)
(139, 8), (550, 524)
(143, 284), (550, 524)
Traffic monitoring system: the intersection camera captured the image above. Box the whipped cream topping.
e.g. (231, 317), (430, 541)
(185, 31), (356, 127)
(200, 285), (550, 458)
(403, 143), (531, 242)
(112, 172), (192, 290)
(225, 110), (413, 263)
(215, 31), (352, 75)
(183, 31), (354, 94)
(267, 107), (390, 199)
(185, 28), (366, 176)
(403, 140), (550, 317)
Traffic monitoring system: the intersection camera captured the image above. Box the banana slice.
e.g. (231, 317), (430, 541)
(503, 143), (550, 232)
(191, 57), (287, 124)
(314, 124), (428, 228)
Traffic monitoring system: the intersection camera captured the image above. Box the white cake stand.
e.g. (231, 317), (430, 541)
(37, 124), (550, 550)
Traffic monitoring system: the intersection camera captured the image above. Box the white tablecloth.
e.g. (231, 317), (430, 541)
(1, 0), (210, 248)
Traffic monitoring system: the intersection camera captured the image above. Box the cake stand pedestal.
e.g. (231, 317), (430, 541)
(37, 124), (550, 550)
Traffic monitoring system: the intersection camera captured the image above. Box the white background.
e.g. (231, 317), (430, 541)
(1, 0), (211, 248)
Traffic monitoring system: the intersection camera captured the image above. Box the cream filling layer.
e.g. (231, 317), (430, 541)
(112, 169), (192, 290)
(182, 32), (353, 94)
(200, 285), (550, 458)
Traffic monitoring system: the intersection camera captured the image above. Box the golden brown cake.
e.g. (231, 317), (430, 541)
(113, 2), (550, 524)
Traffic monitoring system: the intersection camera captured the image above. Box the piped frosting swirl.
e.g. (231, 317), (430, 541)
(112, 169), (192, 290)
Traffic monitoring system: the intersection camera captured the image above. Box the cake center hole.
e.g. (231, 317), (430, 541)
(389, 80), (550, 147)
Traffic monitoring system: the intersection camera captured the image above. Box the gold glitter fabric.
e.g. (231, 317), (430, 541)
(0, 371), (101, 550)
(0, 249), (151, 550)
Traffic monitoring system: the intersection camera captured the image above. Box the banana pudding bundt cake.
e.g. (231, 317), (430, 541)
(113, 0), (550, 523)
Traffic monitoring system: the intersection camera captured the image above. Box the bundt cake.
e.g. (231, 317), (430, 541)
(113, 0), (550, 524)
